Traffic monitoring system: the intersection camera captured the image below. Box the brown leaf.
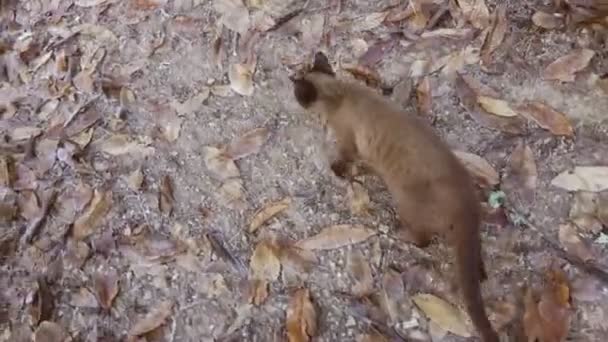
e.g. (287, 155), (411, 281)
(347, 182), (372, 217)
(412, 293), (473, 337)
(0, 156), (12, 187)
(543, 48), (595, 82)
(133, 0), (166, 10)
(296, 225), (376, 250)
(225, 127), (270, 160)
(347, 249), (374, 297)
(70, 287), (99, 308)
(249, 278), (269, 305)
(453, 150), (499, 187)
(559, 223), (595, 262)
(93, 268), (119, 310)
(481, 4), (508, 64)
(18, 190), (41, 221)
(501, 141), (538, 209)
(457, 0), (490, 29)
(569, 191), (602, 233)
(286, 288), (317, 342)
(129, 300), (174, 336)
(73, 189), (113, 241)
(517, 101), (573, 136)
(249, 240), (281, 282)
(214, 0), (250, 35)
(532, 11), (564, 29)
(416, 76), (432, 116)
(455, 74), (525, 134)
(34, 321), (67, 342)
(523, 268), (572, 342)
(159, 175), (174, 215)
(64, 239), (91, 269)
(249, 197), (291, 233)
(219, 178), (247, 208)
(73, 70), (95, 93)
(99, 134), (155, 157)
(377, 269), (405, 324)
(126, 167), (144, 191)
(28, 278), (54, 326)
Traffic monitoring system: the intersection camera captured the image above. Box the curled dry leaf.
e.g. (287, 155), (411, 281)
(477, 96), (518, 117)
(296, 225), (376, 250)
(249, 197), (291, 233)
(347, 249), (374, 297)
(523, 268), (572, 342)
(225, 127), (270, 160)
(532, 11), (564, 29)
(551, 166), (608, 192)
(286, 288), (317, 342)
(73, 189), (112, 240)
(214, 0), (250, 35)
(569, 191), (603, 233)
(99, 134), (155, 157)
(34, 321), (67, 342)
(480, 4), (507, 64)
(129, 300), (174, 337)
(453, 150), (499, 187)
(347, 182), (371, 217)
(229, 62), (255, 96)
(159, 175), (174, 215)
(412, 293), (472, 338)
(94, 268), (119, 310)
(558, 223), (594, 262)
(416, 77), (432, 116)
(543, 48), (595, 82)
(457, 0), (490, 29)
(517, 101), (573, 136)
(501, 141), (538, 209)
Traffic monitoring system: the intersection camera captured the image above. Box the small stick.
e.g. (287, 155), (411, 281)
(21, 190), (58, 244)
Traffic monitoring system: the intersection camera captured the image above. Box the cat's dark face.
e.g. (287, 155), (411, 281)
(290, 52), (335, 109)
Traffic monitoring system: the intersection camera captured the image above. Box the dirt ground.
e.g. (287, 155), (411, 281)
(1, 0), (608, 341)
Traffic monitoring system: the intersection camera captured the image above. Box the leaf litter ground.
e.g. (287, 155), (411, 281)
(1, 0), (608, 341)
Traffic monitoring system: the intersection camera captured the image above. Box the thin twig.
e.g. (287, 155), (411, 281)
(21, 189), (58, 245)
(509, 208), (608, 284)
(425, 3), (450, 31)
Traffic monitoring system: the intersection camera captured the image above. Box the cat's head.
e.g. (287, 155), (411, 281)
(289, 52), (339, 112)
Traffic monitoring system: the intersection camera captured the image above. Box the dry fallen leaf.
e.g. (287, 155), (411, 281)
(99, 134), (155, 157)
(73, 69), (95, 93)
(286, 288), (317, 342)
(347, 249), (374, 297)
(477, 96), (518, 117)
(28, 278), (54, 326)
(229, 62), (255, 96)
(93, 268), (119, 310)
(453, 150), (499, 187)
(480, 4), (508, 64)
(203, 146), (240, 180)
(249, 197), (291, 233)
(355, 11), (389, 32)
(70, 287), (99, 308)
(532, 11), (564, 29)
(569, 191), (603, 233)
(517, 101), (573, 136)
(551, 166), (608, 192)
(412, 293), (472, 337)
(543, 48), (595, 82)
(214, 0), (250, 35)
(457, 0), (490, 29)
(225, 127), (270, 160)
(249, 240), (281, 305)
(129, 300), (174, 337)
(523, 268), (572, 342)
(416, 76), (432, 116)
(133, 0), (166, 10)
(159, 175), (174, 215)
(34, 321), (67, 342)
(159, 111), (182, 142)
(73, 189), (112, 240)
(296, 225), (376, 250)
(126, 167), (144, 191)
(501, 141), (538, 209)
(347, 182), (371, 217)
(342, 64), (383, 89)
(558, 223), (595, 262)
(442, 46), (480, 77)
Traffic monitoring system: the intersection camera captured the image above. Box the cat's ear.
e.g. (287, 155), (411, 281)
(291, 77), (318, 108)
(311, 52), (335, 76)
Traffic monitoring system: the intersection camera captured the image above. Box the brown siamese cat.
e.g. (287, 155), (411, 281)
(290, 52), (499, 342)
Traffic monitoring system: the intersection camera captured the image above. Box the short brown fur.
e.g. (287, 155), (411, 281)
(291, 52), (499, 342)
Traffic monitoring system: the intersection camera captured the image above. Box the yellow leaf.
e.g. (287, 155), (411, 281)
(477, 96), (518, 117)
(286, 288), (317, 342)
(412, 293), (473, 337)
